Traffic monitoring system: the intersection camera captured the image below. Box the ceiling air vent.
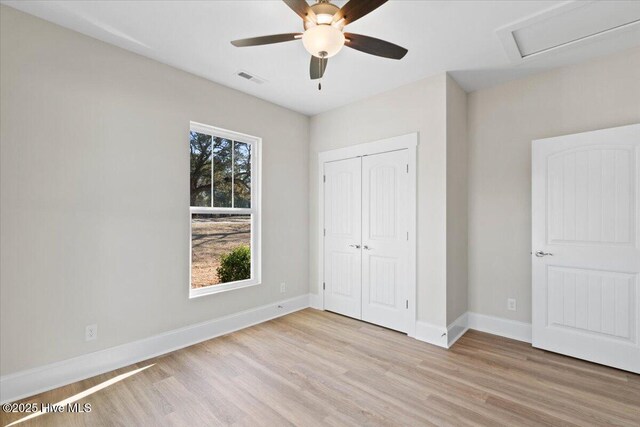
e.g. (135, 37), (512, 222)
(497, 1), (640, 63)
(236, 71), (266, 84)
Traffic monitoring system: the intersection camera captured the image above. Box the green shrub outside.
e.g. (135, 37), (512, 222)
(217, 245), (251, 283)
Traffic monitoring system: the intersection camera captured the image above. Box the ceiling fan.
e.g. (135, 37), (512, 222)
(231, 0), (408, 89)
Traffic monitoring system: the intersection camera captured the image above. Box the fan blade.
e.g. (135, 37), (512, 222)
(283, 0), (317, 23)
(332, 0), (387, 25)
(231, 33), (303, 47)
(310, 56), (328, 79)
(344, 33), (407, 59)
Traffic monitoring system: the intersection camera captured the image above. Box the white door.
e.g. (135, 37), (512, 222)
(532, 123), (640, 373)
(362, 150), (409, 332)
(324, 157), (362, 319)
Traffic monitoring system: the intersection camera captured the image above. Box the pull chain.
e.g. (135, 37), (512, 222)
(317, 51), (327, 91)
(318, 56), (322, 91)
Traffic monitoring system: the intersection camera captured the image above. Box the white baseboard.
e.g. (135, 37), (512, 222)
(309, 293), (323, 310)
(414, 313), (470, 349)
(447, 312), (469, 348)
(467, 312), (532, 343)
(0, 300), (534, 404)
(416, 311), (532, 349)
(414, 321), (448, 348)
(0, 294), (310, 404)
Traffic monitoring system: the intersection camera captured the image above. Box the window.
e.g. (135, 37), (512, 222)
(189, 122), (260, 297)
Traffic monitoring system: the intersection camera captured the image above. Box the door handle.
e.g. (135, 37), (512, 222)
(349, 244), (361, 249)
(534, 251), (553, 257)
(363, 245), (371, 250)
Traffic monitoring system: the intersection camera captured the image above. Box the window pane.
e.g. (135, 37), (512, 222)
(191, 214), (251, 288)
(213, 137), (232, 207)
(233, 141), (251, 208)
(190, 131), (212, 207)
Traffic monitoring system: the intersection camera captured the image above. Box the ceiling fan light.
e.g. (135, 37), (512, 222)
(316, 13), (333, 25)
(302, 24), (345, 58)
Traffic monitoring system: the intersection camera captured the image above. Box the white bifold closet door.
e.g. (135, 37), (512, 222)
(324, 150), (409, 332)
(361, 151), (409, 332)
(324, 157), (362, 319)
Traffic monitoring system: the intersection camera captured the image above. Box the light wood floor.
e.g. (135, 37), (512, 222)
(2, 309), (639, 426)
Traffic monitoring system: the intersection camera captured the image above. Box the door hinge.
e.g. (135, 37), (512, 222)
(406, 300), (409, 309)
(323, 228), (326, 236)
(406, 164), (409, 173)
(323, 175), (326, 183)
(406, 231), (409, 241)
(323, 282), (326, 290)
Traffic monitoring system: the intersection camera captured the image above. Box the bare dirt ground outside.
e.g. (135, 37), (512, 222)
(191, 215), (250, 288)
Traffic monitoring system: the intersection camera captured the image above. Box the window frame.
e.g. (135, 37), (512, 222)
(189, 121), (261, 298)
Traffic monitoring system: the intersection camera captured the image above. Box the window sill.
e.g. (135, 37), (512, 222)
(189, 279), (260, 299)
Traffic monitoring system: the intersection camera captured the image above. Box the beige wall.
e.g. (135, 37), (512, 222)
(445, 75), (468, 325)
(0, 6), (309, 375)
(310, 73), (449, 327)
(467, 47), (640, 323)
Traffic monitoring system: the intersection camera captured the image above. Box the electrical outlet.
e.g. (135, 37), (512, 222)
(507, 298), (517, 311)
(85, 324), (97, 341)
(280, 282), (286, 293)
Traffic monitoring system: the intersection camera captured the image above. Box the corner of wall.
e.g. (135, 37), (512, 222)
(444, 74), (469, 325)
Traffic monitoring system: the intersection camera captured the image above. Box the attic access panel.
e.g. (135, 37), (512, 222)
(497, 1), (640, 63)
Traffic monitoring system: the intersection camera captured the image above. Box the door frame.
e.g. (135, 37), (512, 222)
(317, 133), (418, 337)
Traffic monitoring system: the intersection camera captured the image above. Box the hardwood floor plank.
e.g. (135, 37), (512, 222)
(1, 309), (638, 426)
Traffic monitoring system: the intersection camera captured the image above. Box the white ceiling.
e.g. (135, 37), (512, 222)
(3, 0), (640, 116)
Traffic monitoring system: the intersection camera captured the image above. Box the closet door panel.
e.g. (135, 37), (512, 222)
(323, 157), (362, 319)
(362, 150), (409, 332)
